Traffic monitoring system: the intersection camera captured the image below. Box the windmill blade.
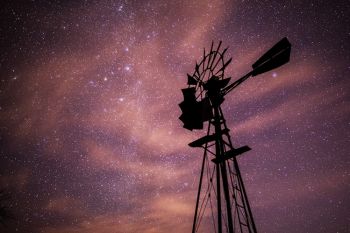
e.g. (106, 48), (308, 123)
(208, 41), (222, 69)
(206, 41), (215, 68)
(187, 74), (198, 85)
(251, 37), (291, 76)
(202, 48), (206, 73)
(210, 41), (214, 53)
(215, 57), (232, 75)
(221, 47), (228, 57)
(195, 62), (200, 77)
(212, 47), (228, 72)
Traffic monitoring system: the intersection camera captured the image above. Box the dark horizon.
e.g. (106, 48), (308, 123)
(0, 1), (349, 232)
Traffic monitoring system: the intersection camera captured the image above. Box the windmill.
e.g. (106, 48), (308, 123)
(179, 38), (291, 233)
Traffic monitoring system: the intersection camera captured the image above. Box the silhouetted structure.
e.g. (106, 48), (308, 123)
(179, 38), (291, 233)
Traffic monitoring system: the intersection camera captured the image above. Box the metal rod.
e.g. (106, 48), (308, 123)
(220, 162), (234, 233)
(219, 106), (256, 232)
(212, 105), (223, 233)
(233, 157), (257, 233)
(192, 151), (207, 233)
(216, 159), (222, 233)
(221, 71), (252, 96)
(192, 122), (212, 233)
(209, 41), (222, 69)
(214, 106), (234, 233)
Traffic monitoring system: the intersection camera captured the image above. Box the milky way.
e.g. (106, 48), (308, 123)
(0, 1), (349, 232)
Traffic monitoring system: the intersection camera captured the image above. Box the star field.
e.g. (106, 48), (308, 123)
(0, 1), (349, 232)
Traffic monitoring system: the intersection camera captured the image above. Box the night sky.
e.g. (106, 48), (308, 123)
(0, 1), (349, 232)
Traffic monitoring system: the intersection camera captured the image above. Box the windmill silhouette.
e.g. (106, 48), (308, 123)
(179, 38), (291, 233)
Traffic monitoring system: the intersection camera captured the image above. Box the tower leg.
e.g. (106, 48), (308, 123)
(214, 106), (234, 233)
(216, 162), (222, 233)
(220, 162), (234, 233)
(190, 106), (257, 232)
(233, 158), (257, 233)
(192, 152), (207, 233)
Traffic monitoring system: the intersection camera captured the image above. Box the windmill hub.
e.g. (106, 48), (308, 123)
(204, 76), (230, 106)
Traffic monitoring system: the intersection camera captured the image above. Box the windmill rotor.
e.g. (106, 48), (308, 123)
(179, 41), (232, 130)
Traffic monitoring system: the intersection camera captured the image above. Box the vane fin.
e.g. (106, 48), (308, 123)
(252, 37), (291, 76)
